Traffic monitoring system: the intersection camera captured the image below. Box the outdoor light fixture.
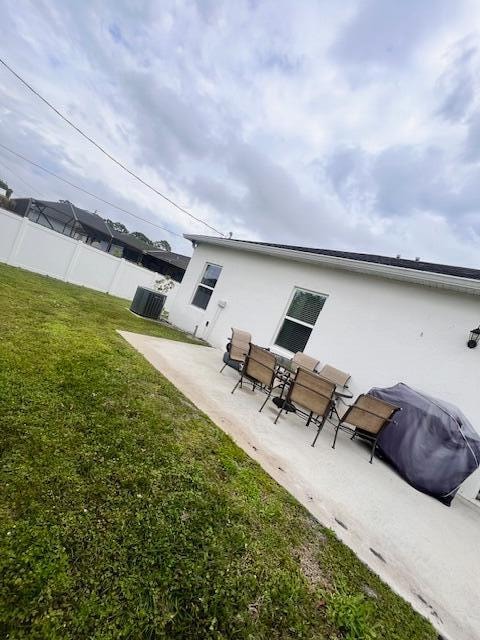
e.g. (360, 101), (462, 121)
(467, 326), (480, 349)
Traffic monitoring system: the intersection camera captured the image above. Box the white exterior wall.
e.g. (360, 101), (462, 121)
(0, 207), (179, 306)
(169, 243), (480, 502)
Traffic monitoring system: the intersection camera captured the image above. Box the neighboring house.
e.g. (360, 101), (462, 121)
(143, 250), (191, 283)
(10, 198), (189, 281)
(13, 198), (122, 250)
(168, 234), (480, 504)
(109, 228), (152, 263)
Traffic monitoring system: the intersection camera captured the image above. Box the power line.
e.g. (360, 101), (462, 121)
(0, 56), (224, 237)
(0, 142), (183, 239)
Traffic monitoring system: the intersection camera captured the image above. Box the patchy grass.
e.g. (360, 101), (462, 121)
(0, 264), (436, 639)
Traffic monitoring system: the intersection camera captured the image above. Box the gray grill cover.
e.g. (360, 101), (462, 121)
(369, 383), (480, 505)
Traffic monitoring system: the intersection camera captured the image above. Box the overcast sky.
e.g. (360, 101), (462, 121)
(1, 0), (480, 264)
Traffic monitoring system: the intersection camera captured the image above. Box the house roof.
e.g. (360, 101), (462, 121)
(14, 200), (148, 254)
(235, 239), (480, 280)
(73, 204), (113, 236)
(108, 233), (191, 268)
(14, 199), (114, 237)
(146, 250), (190, 270)
(10, 197), (191, 271)
(13, 198), (73, 226)
(184, 235), (480, 296)
(109, 229), (149, 253)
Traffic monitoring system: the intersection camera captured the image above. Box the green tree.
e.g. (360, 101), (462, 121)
(106, 219), (129, 234)
(153, 239), (171, 252)
(131, 231), (154, 246)
(0, 178), (12, 199)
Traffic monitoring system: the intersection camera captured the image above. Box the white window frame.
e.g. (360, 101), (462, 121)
(273, 286), (328, 354)
(190, 262), (222, 310)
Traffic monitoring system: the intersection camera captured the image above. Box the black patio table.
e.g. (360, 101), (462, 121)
(268, 350), (297, 411)
(330, 386), (353, 421)
(334, 387), (353, 400)
(269, 350), (353, 420)
(271, 352), (295, 374)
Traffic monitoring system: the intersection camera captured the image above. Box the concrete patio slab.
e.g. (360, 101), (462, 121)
(119, 331), (480, 640)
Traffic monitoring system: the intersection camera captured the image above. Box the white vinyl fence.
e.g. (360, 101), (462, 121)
(0, 206), (179, 307)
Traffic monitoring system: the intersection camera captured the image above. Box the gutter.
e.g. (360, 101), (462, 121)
(184, 235), (480, 296)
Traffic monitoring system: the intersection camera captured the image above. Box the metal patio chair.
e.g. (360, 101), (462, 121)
(318, 364), (351, 388)
(275, 351), (320, 389)
(220, 328), (252, 373)
(274, 368), (336, 441)
(317, 364), (352, 420)
(293, 352), (320, 372)
(231, 343), (277, 412)
(332, 394), (401, 463)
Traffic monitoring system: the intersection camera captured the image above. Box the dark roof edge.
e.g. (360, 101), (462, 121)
(184, 235), (480, 295)
(146, 249), (190, 269)
(235, 239), (480, 281)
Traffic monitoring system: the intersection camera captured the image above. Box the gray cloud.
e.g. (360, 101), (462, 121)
(330, 0), (454, 74)
(188, 141), (342, 247)
(122, 72), (215, 172)
(323, 146), (370, 205)
(436, 39), (478, 123)
(324, 139), (480, 237)
(463, 112), (480, 162)
(1, 0), (480, 265)
(372, 146), (443, 216)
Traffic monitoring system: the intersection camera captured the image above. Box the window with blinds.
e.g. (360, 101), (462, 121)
(191, 263), (222, 310)
(274, 288), (327, 353)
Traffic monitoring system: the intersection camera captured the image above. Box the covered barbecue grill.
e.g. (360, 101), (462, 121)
(369, 383), (480, 505)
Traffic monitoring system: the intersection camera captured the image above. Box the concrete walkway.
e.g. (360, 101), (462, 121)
(119, 331), (480, 640)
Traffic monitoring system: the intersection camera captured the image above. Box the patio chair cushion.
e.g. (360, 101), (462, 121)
(245, 344), (276, 387)
(289, 369), (336, 417)
(229, 328), (251, 362)
(292, 352), (320, 372)
(222, 351), (242, 371)
(343, 394), (398, 434)
(318, 364), (351, 387)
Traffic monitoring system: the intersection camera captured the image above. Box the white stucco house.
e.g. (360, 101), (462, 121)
(168, 235), (480, 504)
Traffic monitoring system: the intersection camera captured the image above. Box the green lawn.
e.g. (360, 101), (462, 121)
(0, 263), (436, 640)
